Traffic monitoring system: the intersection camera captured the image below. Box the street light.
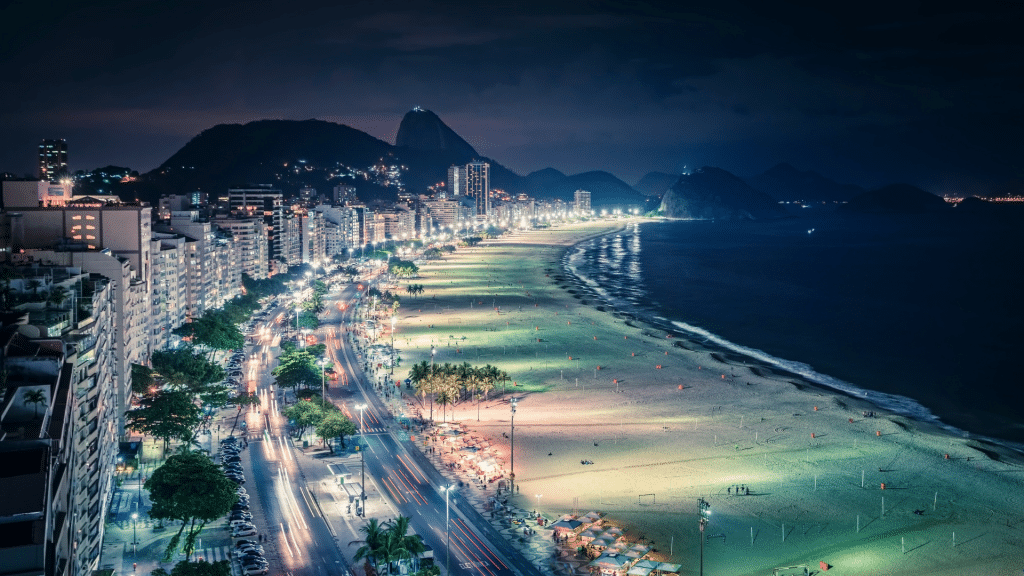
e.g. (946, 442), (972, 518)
(318, 358), (326, 402)
(510, 396), (518, 493)
(356, 403), (367, 507)
(441, 484), (455, 576)
(698, 498), (710, 576)
(131, 512), (138, 556)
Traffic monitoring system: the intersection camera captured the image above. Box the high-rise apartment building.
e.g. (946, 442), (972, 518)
(228, 187), (283, 275)
(446, 165), (467, 198)
(38, 139), (68, 182)
(466, 162), (490, 217)
(574, 189), (591, 213)
(0, 266), (118, 576)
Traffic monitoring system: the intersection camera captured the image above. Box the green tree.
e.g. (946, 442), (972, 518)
(315, 411), (357, 452)
(283, 400), (324, 438)
(46, 285), (70, 307)
(388, 260), (419, 278)
(350, 517), (388, 576)
(22, 389), (46, 418)
(152, 347), (226, 392)
(272, 349), (320, 390)
(173, 311), (244, 358)
(378, 516), (426, 575)
(131, 363), (155, 396)
(146, 452), (237, 561)
(126, 389), (202, 451)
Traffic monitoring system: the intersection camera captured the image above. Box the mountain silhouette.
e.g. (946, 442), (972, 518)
(746, 162), (863, 203)
(396, 108), (478, 158)
(659, 166), (787, 220)
(526, 169), (649, 209)
(635, 171), (679, 197)
(842, 183), (950, 213)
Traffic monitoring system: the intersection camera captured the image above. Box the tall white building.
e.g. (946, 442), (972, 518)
(446, 165), (467, 198)
(228, 186), (283, 276)
(0, 265), (118, 576)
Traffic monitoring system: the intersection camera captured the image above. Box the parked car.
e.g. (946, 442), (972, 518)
(235, 544), (263, 556)
(230, 519), (255, 530)
(242, 564), (269, 575)
(234, 539), (257, 548)
(232, 526), (257, 537)
(230, 513), (253, 522)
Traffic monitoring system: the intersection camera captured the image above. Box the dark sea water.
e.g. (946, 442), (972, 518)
(565, 209), (1024, 449)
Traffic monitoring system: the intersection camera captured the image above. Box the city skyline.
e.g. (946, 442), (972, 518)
(2, 1), (1022, 195)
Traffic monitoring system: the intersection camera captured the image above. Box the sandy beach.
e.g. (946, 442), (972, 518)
(391, 220), (1024, 576)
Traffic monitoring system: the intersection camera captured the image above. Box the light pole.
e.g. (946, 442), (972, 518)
(131, 512), (138, 556)
(441, 484), (455, 576)
(319, 359), (326, 402)
(698, 498), (710, 576)
(356, 403), (367, 508)
(510, 396), (518, 493)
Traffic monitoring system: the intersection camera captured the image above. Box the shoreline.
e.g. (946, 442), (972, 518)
(394, 220), (1024, 575)
(563, 220), (1024, 463)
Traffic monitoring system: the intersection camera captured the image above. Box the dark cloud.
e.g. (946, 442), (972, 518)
(1, 0), (1021, 192)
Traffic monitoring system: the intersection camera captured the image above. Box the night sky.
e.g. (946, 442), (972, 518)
(2, 0), (1021, 194)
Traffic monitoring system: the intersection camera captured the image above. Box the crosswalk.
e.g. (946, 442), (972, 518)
(361, 427), (387, 434)
(191, 545), (232, 563)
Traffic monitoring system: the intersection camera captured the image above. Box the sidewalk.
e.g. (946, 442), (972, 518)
(100, 412), (242, 576)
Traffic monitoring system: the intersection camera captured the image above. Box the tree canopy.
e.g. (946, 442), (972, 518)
(151, 347), (226, 392)
(145, 452), (238, 561)
(316, 411), (357, 451)
(126, 389), (202, 449)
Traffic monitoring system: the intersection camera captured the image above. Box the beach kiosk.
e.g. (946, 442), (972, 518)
(327, 462), (352, 484)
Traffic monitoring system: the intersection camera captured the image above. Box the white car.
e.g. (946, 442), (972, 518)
(242, 565), (268, 575)
(232, 526), (257, 537)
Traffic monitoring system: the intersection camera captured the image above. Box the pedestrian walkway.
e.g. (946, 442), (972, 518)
(193, 545), (233, 563)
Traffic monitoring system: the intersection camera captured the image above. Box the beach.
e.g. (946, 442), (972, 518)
(392, 220), (1024, 576)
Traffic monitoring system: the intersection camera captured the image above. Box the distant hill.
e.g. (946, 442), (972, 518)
(530, 170), (650, 209)
(747, 162), (864, 203)
(524, 167), (567, 195)
(635, 171), (679, 197)
(842, 184), (950, 214)
(659, 166), (787, 220)
(126, 112), (529, 204)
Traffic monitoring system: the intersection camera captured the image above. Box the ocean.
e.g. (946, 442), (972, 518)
(564, 209), (1024, 449)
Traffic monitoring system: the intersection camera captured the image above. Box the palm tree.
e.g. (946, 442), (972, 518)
(47, 285), (70, 308)
(477, 364), (497, 421)
(25, 278), (42, 296)
(379, 516), (425, 575)
(23, 389), (47, 418)
(351, 517), (388, 575)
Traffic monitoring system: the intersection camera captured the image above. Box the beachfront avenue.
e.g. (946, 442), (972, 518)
(201, 265), (546, 576)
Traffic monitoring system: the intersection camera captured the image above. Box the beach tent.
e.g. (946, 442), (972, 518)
(627, 563), (655, 576)
(551, 518), (584, 539)
(655, 563), (681, 575)
(588, 553), (633, 576)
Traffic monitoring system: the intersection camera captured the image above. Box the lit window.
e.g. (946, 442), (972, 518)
(72, 215), (82, 220)
(86, 215), (95, 220)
